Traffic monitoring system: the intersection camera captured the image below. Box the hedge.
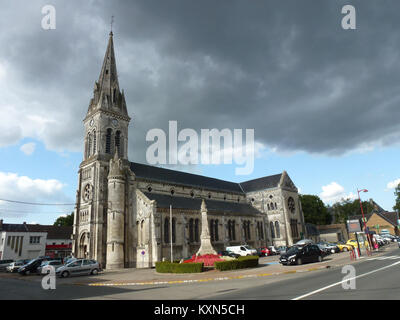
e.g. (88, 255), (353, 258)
(214, 255), (259, 271)
(155, 261), (204, 273)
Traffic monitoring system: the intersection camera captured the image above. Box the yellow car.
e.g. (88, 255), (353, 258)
(346, 239), (369, 249)
(335, 242), (353, 252)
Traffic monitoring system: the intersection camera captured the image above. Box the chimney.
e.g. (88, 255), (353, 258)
(0, 219), (3, 230)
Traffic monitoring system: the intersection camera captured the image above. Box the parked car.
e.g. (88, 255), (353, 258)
(56, 259), (100, 278)
(6, 259), (31, 273)
(277, 246), (288, 255)
(267, 246), (279, 255)
(317, 243), (331, 256)
(346, 239), (368, 249)
(37, 260), (64, 274)
(294, 239), (314, 247)
(279, 244), (323, 265)
(18, 257), (50, 275)
(226, 245), (257, 256)
(256, 247), (271, 257)
(0, 259), (14, 272)
(318, 242), (339, 254)
(218, 250), (240, 259)
(335, 242), (353, 252)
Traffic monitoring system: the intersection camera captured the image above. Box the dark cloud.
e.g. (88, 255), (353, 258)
(1, 0), (400, 161)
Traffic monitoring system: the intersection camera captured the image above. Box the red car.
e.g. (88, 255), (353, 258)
(257, 247), (271, 256)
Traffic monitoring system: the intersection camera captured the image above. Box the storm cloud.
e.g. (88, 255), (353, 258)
(1, 0), (400, 163)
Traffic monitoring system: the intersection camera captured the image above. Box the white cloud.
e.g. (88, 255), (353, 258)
(387, 178), (400, 190)
(20, 142), (36, 155)
(0, 172), (67, 203)
(320, 182), (357, 204)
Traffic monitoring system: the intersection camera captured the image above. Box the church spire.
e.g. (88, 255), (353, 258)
(98, 31), (119, 92)
(86, 31), (129, 119)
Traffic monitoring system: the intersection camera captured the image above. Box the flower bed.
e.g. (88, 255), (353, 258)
(183, 254), (224, 267)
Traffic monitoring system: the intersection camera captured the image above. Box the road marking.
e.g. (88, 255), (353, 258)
(292, 260), (400, 300)
(367, 255), (400, 261)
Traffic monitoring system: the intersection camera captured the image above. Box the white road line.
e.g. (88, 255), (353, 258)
(292, 260), (400, 300)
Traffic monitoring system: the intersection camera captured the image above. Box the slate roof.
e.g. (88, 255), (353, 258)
(239, 174), (282, 193)
(349, 211), (399, 227)
(26, 225), (72, 239)
(130, 162), (282, 193)
(0, 223), (72, 239)
(305, 223), (320, 236)
(143, 192), (262, 216)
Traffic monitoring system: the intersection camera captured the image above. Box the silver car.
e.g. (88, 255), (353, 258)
(38, 260), (64, 274)
(56, 259), (100, 278)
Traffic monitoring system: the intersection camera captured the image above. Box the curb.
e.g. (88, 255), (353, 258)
(83, 265), (329, 287)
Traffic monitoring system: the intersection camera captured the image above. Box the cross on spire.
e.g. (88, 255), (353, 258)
(110, 15), (114, 33)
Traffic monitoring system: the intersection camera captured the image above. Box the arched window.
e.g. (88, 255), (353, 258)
(164, 217), (169, 244)
(189, 218), (194, 243)
(194, 219), (199, 242)
(270, 222), (275, 239)
(172, 217), (176, 243)
(210, 219), (214, 242)
(232, 220), (236, 240)
(113, 88), (117, 103)
(214, 220), (219, 241)
(92, 130), (96, 155)
(275, 221), (280, 238)
(106, 128), (112, 154)
(87, 133), (92, 158)
(267, 203), (270, 211)
(115, 130), (121, 155)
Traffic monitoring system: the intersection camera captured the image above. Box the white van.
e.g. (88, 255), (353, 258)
(226, 245), (257, 256)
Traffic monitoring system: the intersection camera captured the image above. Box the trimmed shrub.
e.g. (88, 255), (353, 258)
(214, 255), (259, 271)
(155, 261), (204, 273)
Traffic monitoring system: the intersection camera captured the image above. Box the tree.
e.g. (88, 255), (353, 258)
(394, 183), (400, 213)
(299, 194), (331, 225)
(332, 198), (373, 224)
(54, 212), (74, 226)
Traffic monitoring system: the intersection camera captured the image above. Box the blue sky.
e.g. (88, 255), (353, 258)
(0, 1), (400, 225)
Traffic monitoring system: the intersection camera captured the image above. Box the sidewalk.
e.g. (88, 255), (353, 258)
(73, 243), (398, 287)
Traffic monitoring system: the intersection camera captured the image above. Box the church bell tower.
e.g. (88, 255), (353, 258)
(72, 31), (131, 266)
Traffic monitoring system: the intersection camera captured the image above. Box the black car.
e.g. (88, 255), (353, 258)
(218, 251), (240, 258)
(279, 244), (323, 265)
(18, 257), (50, 275)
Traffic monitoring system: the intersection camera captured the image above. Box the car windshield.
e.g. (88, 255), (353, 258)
(286, 246), (300, 255)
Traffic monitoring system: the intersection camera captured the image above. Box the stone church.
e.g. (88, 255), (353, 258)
(72, 32), (306, 269)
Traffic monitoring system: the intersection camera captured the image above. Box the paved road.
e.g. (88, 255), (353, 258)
(208, 249), (400, 300)
(1, 247), (399, 300)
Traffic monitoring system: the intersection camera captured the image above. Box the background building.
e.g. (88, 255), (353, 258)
(0, 220), (72, 260)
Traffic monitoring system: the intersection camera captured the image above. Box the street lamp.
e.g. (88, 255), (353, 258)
(357, 188), (373, 252)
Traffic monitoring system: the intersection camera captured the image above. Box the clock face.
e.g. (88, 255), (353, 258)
(112, 119), (118, 127)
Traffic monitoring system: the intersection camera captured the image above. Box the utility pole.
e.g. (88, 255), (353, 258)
(170, 205), (173, 262)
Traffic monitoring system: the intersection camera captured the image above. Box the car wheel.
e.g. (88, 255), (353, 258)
(296, 258), (302, 265)
(61, 271), (70, 278)
(91, 269), (98, 275)
(25, 270), (30, 275)
(318, 255), (322, 262)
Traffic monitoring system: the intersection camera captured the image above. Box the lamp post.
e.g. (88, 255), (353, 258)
(357, 188), (373, 251)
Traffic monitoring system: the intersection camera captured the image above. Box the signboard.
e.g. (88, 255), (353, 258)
(347, 219), (362, 233)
